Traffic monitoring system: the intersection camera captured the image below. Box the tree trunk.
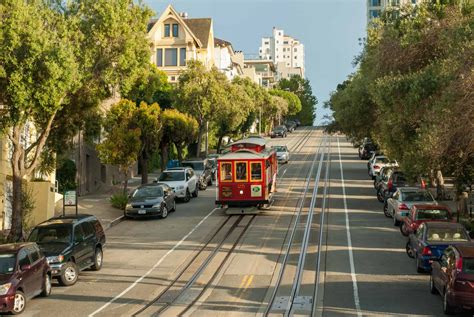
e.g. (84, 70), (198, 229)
(160, 142), (169, 172)
(176, 143), (183, 162)
(9, 173), (24, 242)
(196, 124), (204, 158)
(217, 135), (224, 154)
(122, 169), (129, 195)
(140, 152), (148, 184)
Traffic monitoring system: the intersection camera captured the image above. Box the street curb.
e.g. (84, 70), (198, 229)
(104, 215), (125, 231)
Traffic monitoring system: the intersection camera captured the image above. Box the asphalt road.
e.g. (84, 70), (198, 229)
(24, 130), (467, 317)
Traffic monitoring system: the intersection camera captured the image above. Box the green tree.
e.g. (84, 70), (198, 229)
(269, 89), (302, 116)
(97, 100), (142, 194)
(175, 61), (228, 157)
(278, 75), (317, 125)
(133, 102), (162, 184)
(160, 109), (199, 167)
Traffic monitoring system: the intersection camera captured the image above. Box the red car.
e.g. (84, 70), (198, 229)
(0, 243), (51, 314)
(430, 245), (474, 314)
(400, 204), (453, 237)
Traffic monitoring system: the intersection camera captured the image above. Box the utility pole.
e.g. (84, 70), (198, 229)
(205, 121), (209, 157)
(259, 106), (262, 135)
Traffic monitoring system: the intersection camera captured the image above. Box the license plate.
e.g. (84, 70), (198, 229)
(138, 210), (146, 214)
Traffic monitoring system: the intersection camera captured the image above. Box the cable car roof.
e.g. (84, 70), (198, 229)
(218, 149), (273, 160)
(229, 138), (267, 147)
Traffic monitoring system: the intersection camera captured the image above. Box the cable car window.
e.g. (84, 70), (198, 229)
(220, 162), (232, 182)
(235, 162), (248, 182)
(251, 162), (262, 181)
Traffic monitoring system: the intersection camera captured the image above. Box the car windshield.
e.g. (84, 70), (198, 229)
(416, 209), (450, 220)
(463, 258), (474, 274)
(273, 146), (288, 152)
(402, 191), (434, 202)
(182, 162), (204, 171)
(426, 228), (468, 242)
(132, 186), (163, 199)
(29, 226), (72, 244)
(159, 171), (184, 181)
(0, 254), (16, 275)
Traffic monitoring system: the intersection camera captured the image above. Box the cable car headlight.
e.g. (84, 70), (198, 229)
(239, 190), (244, 195)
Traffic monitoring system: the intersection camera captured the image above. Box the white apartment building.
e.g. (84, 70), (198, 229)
(259, 27), (305, 78)
(367, 0), (421, 22)
(214, 38), (243, 80)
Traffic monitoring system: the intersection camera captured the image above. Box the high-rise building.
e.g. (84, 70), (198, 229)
(367, 0), (421, 23)
(258, 27), (305, 79)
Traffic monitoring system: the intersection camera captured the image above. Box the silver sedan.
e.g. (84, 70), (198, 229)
(384, 187), (436, 226)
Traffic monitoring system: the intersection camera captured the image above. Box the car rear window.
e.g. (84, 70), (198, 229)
(375, 157), (389, 163)
(29, 226), (72, 244)
(0, 254), (16, 274)
(416, 209), (450, 220)
(463, 258), (474, 274)
(426, 228), (468, 242)
(159, 171), (184, 181)
(402, 191), (434, 202)
(273, 146), (288, 152)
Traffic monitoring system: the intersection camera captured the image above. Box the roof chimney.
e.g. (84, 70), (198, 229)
(180, 12), (188, 18)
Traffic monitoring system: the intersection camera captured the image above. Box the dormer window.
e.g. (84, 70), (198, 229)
(164, 24), (170, 37)
(172, 24), (179, 37)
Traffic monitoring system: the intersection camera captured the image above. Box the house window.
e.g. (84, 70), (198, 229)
(172, 24), (179, 37)
(411, 0), (417, 3)
(278, 32), (281, 35)
(370, 9), (381, 18)
(264, 41), (269, 45)
(170, 76), (176, 81)
(294, 56), (297, 59)
(156, 49), (163, 66)
(164, 24), (170, 37)
(371, 0), (381, 6)
(284, 41), (289, 44)
(180, 48), (186, 66)
(165, 48), (178, 66)
(294, 48), (297, 52)
(283, 48), (286, 52)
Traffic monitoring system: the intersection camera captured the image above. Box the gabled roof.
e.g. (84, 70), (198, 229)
(215, 37), (232, 47)
(183, 18), (212, 47)
(147, 19), (158, 32)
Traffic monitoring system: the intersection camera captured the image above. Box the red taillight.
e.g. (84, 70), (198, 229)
(422, 247), (432, 256)
(374, 165), (380, 169)
(456, 257), (463, 272)
(388, 179), (393, 191)
(421, 179), (426, 189)
(399, 203), (409, 210)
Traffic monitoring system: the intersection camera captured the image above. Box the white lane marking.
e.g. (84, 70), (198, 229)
(337, 137), (362, 317)
(88, 207), (218, 316)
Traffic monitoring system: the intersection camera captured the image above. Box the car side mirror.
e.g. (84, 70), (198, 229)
(20, 264), (31, 271)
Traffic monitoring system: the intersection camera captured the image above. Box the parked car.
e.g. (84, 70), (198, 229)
(0, 243), (51, 315)
(28, 214), (105, 287)
(270, 125), (288, 138)
(384, 187), (437, 226)
(358, 139), (377, 159)
(206, 155), (219, 181)
(400, 204), (453, 237)
(272, 145), (290, 164)
(368, 156), (398, 179)
(124, 183), (176, 219)
(430, 244), (474, 314)
(156, 167), (198, 202)
(406, 222), (471, 273)
(293, 119), (301, 127)
(377, 170), (410, 202)
(374, 166), (394, 190)
(284, 121), (297, 132)
(182, 158), (213, 190)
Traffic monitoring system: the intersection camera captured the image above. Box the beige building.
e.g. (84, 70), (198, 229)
(214, 38), (243, 80)
(147, 5), (216, 83)
(243, 58), (277, 89)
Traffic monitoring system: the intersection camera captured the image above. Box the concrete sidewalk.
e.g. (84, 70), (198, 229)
(56, 173), (161, 231)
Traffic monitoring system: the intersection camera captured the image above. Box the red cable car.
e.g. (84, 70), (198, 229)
(216, 138), (277, 208)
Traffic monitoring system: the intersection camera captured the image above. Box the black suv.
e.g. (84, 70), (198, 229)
(28, 214), (106, 286)
(181, 158), (213, 190)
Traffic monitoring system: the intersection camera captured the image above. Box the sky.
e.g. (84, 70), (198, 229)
(144, 0), (367, 125)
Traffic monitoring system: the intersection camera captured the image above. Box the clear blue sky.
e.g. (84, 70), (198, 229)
(144, 0), (367, 125)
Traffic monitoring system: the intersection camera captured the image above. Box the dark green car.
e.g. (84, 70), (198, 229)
(28, 214), (106, 286)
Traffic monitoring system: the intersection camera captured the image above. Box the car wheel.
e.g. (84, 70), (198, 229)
(91, 247), (103, 271)
(415, 255), (424, 273)
(400, 223), (409, 237)
(406, 242), (414, 258)
(377, 190), (385, 203)
(383, 203), (391, 217)
(192, 186), (199, 198)
(161, 205), (168, 219)
(183, 189), (191, 203)
(373, 180), (377, 188)
(11, 290), (26, 315)
(170, 199), (176, 212)
(59, 262), (79, 286)
(443, 289), (456, 315)
(429, 275), (438, 294)
(40, 274), (52, 297)
(393, 213), (400, 226)
(207, 177), (212, 186)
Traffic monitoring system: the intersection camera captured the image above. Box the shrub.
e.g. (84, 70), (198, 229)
(56, 159), (77, 193)
(110, 193), (128, 210)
